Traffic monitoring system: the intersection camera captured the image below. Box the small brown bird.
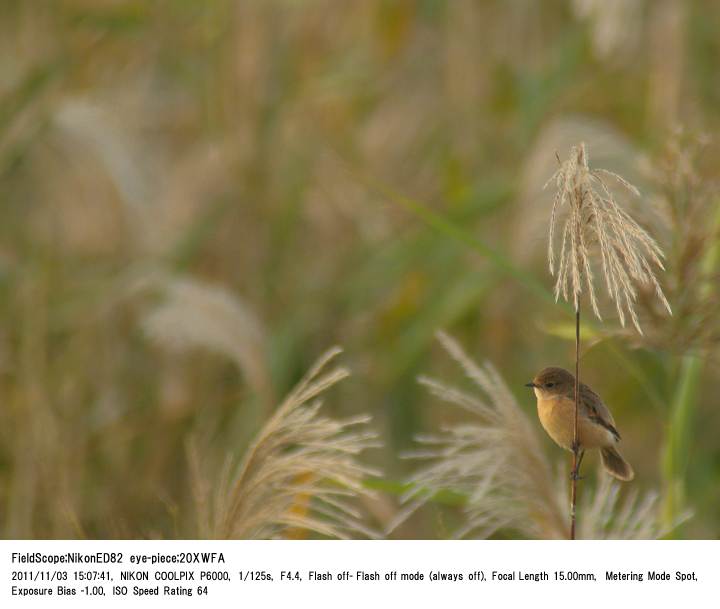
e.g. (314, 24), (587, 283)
(525, 367), (634, 481)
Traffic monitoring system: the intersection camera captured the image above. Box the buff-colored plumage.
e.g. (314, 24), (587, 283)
(528, 367), (634, 481)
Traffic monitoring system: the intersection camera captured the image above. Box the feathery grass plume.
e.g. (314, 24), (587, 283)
(188, 347), (381, 539)
(643, 130), (720, 532)
(546, 142), (672, 333)
(578, 475), (689, 540)
(394, 331), (566, 539)
(633, 131), (720, 352)
(516, 116), (643, 265)
(141, 275), (271, 402)
(53, 98), (153, 248)
(571, 0), (643, 61)
(397, 332), (684, 539)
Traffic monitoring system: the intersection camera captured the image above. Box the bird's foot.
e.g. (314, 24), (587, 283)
(570, 448), (585, 481)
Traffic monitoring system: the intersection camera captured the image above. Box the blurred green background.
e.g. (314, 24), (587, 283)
(0, 0), (718, 539)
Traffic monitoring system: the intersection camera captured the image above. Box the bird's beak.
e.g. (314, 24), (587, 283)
(524, 382), (537, 388)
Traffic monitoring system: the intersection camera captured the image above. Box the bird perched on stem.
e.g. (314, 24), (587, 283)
(525, 367), (634, 482)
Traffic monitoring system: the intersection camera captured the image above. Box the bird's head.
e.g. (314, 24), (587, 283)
(524, 367), (575, 399)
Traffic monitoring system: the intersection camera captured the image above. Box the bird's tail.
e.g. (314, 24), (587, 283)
(600, 446), (634, 481)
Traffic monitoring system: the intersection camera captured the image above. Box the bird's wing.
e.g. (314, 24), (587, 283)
(580, 383), (621, 441)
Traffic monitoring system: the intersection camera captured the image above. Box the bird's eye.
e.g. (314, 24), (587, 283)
(545, 382), (555, 388)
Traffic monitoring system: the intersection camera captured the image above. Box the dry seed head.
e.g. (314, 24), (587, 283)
(189, 347), (381, 539)
(390, 332), (566, 539)
(141, 275), (271, 401)
(545, 142), (672, 333)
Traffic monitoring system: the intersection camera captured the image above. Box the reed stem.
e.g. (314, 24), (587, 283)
(570, 307), (580, 540)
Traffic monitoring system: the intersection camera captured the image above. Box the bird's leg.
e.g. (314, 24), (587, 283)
(570, 445), (585, 481)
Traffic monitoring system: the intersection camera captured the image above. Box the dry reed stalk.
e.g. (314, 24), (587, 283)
(188, 347), (381, 539)
(545, 142), (671, 538)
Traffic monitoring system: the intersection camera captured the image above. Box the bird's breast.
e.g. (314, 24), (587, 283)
(537, 396), (614, 451)
(537, 396), (575, 450)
